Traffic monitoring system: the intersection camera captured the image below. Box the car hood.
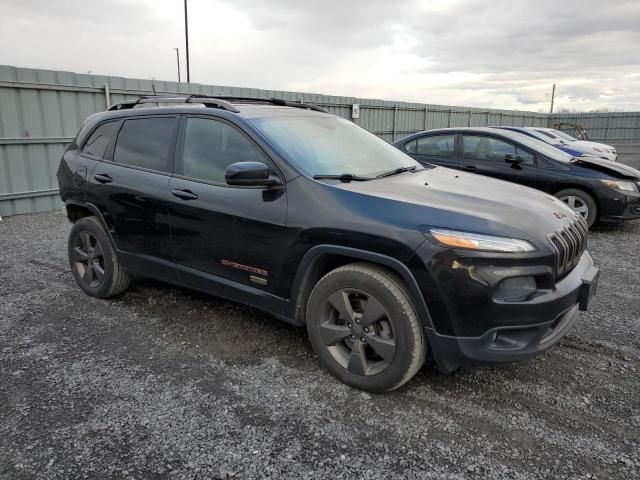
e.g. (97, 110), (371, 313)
(572, 156), (640, 179)
(333, 167), (577, 241)
(574, 140), (615, 151)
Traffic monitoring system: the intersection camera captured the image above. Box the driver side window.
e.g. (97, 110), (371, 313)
(181, 118), (267, 184)
(462, 136), (534, 166)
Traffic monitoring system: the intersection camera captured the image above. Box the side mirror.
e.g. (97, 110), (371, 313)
(225, 162), (282, 187)
(504, 153), (523, 168)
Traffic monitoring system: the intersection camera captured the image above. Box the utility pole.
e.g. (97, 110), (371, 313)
(184, 0), (191, 83)
(174, 48), (181, 83)
(550, 83), (556, 114)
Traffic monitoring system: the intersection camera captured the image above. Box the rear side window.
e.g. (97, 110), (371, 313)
(406, 135), (455, 157)
(113, 117), (178, 172)
(181, 117), (267, 184)
(82, 121), (120, 159)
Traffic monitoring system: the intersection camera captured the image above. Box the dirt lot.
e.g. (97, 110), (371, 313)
(1, 149), (639, 480)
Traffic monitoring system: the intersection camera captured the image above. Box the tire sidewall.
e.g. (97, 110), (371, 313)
(306, 266), (423, 392)
(68, 217), (117, 298)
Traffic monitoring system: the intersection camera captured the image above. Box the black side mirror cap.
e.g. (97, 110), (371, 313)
(225, 162), (282, 187)
(504, 153), (523, 167)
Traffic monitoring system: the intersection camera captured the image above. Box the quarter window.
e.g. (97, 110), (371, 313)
(82, 121), (120, 159)
(463, 136), (535, 166)
(181, 118), (267, 184)
(406, 135), (455, 157)
(113, 117), (178, 172)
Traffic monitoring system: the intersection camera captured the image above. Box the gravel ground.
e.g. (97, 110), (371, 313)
(1, 149), (639, 479)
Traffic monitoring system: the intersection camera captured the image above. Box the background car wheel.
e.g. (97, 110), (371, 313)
(68, 216), (131, 298)
(306, 263), (426, 392)
(555, 188), (598, 228)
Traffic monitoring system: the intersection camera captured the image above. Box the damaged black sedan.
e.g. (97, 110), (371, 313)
(395, 127), (640, 227)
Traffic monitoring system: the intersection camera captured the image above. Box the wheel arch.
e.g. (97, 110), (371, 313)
(64, 201), (117, 250)
(287, 245), (435, 330)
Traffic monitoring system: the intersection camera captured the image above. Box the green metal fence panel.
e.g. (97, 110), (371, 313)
(1, 64), (639, 216)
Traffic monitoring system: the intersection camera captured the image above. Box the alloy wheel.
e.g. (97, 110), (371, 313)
(559, 195), (589, 219)
(319, 288), (396, 376)
(72, 231), (105, 288)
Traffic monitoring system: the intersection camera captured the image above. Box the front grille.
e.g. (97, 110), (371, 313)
(547, 216), (588, 277)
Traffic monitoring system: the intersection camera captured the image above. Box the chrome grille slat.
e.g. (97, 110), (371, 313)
(547, 216), (588, 278)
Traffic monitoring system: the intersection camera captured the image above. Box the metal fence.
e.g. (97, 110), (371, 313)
(550, 112), (640, 144)
(0, 64), (638, 216)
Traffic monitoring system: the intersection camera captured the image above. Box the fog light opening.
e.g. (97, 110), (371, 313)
(494, 276), (537, 302)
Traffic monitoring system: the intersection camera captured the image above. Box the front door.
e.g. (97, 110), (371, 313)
(167, 115), (287, 296)
(459, 135), (538, 188)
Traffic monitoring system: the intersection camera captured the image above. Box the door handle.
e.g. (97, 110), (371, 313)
(94, 173), (113, 183)
(464, 165), (479, 171)
(171, 189), (198, 200)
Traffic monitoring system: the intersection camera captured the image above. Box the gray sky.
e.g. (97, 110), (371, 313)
(1, 0), (639, 111)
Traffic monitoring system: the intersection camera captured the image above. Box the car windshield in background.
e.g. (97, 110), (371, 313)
(506, 131), (575, 162)
(250, 116), (420, 177)
(534, 129), (559, 140)
(551, 129), (578, 142)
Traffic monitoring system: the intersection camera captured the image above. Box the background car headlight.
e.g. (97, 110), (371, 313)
(592, 147), (603, 153)
(429, 229), (536, 253)
(601, 180), (639, 192)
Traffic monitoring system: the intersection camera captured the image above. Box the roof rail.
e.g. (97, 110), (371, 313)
(107, 94), (328, 114)
(209, 96), (330, 113)
(108, 95), (241, 113)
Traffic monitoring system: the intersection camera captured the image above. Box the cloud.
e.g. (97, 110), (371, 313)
(0, 0), (638, 111)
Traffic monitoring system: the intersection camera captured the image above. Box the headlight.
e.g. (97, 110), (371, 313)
(601, 180), (639, 192)
(429, 228), (536, 253)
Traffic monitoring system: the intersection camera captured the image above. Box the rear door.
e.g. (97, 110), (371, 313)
(459, 134), (538, 188)
(402, 134), (459, 169)
(86, 115), (179, 279)
(167, 115), (288, 295)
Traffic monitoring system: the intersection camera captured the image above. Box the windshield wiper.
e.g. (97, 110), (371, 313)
(375, 165), (419, 179)
(313, 173), (373, 182)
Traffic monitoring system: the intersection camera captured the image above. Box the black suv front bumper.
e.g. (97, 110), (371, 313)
(422, 251), (599, 372)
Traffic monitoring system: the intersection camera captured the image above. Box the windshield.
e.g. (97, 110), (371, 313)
(534, 129), (560, 140)
(250, 116), (420, 177)
(550, 129), (577, 142)
(506, 131), (575, 162)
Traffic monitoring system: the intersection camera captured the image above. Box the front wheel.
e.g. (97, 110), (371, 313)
(555, 188), (598, 228)
(306, 263), (426, 392)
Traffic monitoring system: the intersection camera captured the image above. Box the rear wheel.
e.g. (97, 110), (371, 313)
(68, 216), (131, 298)
(306, 263), (426, 392)
(555, 188), (598, 228)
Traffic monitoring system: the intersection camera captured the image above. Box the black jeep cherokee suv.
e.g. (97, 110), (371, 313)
(58, 95), (599, 392)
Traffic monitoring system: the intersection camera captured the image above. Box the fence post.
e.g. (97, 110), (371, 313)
(605, 113), (612, 143)
(424, 106), (428, 131)
(468, 109), (472, 127)
(392, 105), (397, 142)
(448, 110), (452, 128)
(104, 84), (111, 109)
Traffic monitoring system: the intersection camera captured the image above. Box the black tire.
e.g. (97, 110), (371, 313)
(306, 263), (426, 392)
(554, 188), (598, 228)
(68, 216), (131, 298)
